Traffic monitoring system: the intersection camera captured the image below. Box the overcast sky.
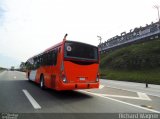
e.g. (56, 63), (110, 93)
(0, 0), (160, 68)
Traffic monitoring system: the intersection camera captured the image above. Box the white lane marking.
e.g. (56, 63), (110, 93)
(105, 94), (151, 100)
(137, 92), (151, 101)
(89, 93), (151, 100)
(14, 76), (16, 79)
(22, 89), (41, 109)
(99, 85), (104, 89)
(79, 90), (160, 113)
(101, 92), (151, 101)
(106, 85), (160, 98)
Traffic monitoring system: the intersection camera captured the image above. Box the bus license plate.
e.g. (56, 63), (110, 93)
(79, 77), (85, 81)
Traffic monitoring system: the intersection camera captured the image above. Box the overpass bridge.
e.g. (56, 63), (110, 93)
(99, 21), (160, 53)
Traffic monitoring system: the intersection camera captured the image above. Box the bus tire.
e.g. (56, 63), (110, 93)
(40, 75), (45, 90)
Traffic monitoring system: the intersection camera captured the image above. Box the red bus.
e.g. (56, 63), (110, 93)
(25, 34), (100, 91)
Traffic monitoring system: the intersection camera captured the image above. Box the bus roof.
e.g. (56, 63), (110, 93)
(27, 41), (63, 61)
(44, 41), (63, 52)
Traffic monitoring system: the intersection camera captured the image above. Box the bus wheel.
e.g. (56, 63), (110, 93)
(40, 75), (45, 89)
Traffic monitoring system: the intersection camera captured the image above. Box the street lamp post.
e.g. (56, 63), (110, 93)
(154, 5), (160, 22)
(97, 36), (102, 52)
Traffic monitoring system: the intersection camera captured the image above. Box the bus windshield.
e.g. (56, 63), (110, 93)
(64, 41), (98, 61)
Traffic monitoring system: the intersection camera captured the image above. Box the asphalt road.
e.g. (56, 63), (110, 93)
(0, 71), (160, 119)
(101, 79), (160, 97)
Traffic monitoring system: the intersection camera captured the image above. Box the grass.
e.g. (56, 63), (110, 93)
(100, 38), (160, 85)
(100, 68), (160, 85)
(100, 38), (160, 70)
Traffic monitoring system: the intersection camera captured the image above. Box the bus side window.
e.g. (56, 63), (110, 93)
(46, 52), (51, 66)
(29, 59), (33, 70)
(26, 58), (34, 70)
(48, 51), (52, 65)
(52, 49), (58, 66)
(50, 51), (54, 65)
(42, 54), (46, 66)
(55, 49), (58, 65)
(33, 57), (38, 69)
(37, 56), (41, 68)
(39, 55), (43, 66)
(26, 61), (31, 70)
